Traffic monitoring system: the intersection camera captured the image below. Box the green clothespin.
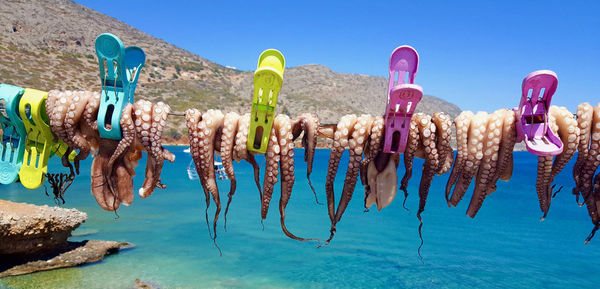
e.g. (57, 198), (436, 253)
(0, 84), (27, 184)
(247, 49), (285, 153)
(17, 89), (73, 189)
(95, 33), (145, 140)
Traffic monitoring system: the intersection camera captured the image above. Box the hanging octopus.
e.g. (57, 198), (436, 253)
(466, 110), (503, 218)
(321, 114), (372, 245)
(38, 89), (600, 248)
(360, 116), (384, 210)
(291, 113), (321, 204)
(534, 106), (579, 220)
(133, 100), (175, 198)
(572, 103), (600, 243)
(44, 90), (173, 212)
(46, 90), (104, 203)
(221, 111), (240, 229)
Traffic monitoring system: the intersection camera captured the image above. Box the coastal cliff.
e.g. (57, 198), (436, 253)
(0, 200), (133, 278)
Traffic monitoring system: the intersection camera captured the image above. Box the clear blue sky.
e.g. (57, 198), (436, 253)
(74, 0), (599, 112)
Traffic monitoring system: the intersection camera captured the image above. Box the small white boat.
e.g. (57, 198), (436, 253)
(183, 147), (190, 153)
(187, 160), (199, 180)
(186, 159), (228, 181)
(214, 161), (228, 180)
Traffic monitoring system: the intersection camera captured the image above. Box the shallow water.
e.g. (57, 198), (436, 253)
(1, 148), (599, 288)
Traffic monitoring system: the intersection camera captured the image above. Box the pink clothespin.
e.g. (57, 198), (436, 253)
(382, 45), (423, 153)
(514, 70), (563, 156)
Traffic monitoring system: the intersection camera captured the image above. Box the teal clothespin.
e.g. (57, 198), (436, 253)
(95, 33), (145, 140)
(0, 84), (27, 184)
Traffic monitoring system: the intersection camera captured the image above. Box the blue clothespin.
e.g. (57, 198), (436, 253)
(95, 33), (145, 140)
(0, 84), (27, 184)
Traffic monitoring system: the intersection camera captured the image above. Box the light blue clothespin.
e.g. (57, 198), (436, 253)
(0, 84), (27, 184)
(95, 33), (145, 140)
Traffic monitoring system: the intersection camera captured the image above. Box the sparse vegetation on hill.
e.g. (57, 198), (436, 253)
(0, 0), (461, 139)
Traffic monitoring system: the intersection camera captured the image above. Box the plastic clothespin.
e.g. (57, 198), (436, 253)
(514, 70), (562, 156)
(247, 49), (285, 153)
(0, 84), (27, 184)
(17, 89), (73, 189)
(95, 33), (145, 140)
(382, 45), (423, 154)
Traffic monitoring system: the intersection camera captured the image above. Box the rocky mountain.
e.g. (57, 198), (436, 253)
(0, 0), (461, 137)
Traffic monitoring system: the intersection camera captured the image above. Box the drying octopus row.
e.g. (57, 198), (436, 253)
(184, 109), (321, 252)
(184, 104), (600, 248)
(40, 91), (600, 247)
(45, 90), (174, 212)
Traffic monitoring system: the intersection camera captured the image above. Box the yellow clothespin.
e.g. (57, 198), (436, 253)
(18, 89), (73, 189)
(247, 49), (285, 153)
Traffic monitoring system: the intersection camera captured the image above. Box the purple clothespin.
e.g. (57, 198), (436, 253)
(382, 45), (423, 153)
(514, 70), (563, 156)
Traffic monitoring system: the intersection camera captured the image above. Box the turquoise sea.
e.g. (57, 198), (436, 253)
(1, 147), (599, 288)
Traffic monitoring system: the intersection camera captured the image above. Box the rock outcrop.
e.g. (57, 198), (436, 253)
(132, 279), (161, 289)
(0, 200), (87, 255)
(0, 240), (134, 278)
(0, 200), (134, 277)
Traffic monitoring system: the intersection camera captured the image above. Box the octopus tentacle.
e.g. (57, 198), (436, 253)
(45, 90), (58, 136)
(334, 115), (372, 220)
(536, 155), (554, 217)
(549, 106), (579, 179)
(277, 115), (319, 241)
(292, 113), (321, 204)
(145, 102), (174, 194)
(399, 115), (421, 208)
(91, 140), (119, 211)
(221, 112), (240, 229)
(185, 109), (212, 238)
(133, 100), (157, 197)
(83, 92), (123, 213)
(432, 112), (453, 175)
(592, 172), (600, 243)
(449, 111), (488, 207)
(234, 113), (262, 201)
(573, 103), (594, 205)
(46, 90), (63, 143)
(105, 103), (135, 205)
(324, 115), (357, 224)
(63, 91), (92, 174)
(198, 109), (225, 252)
(261, 124), (280, 220)
(466, 110), (502, 218)
(416, 115), (439, 209)
(113, 105), (137, 208)
(536, 112), (559, 219)
(47, 90), (75, 175)
(319, 114), (357, 246)
(445, 111), (475, 205)
(412, 114), (439, 260)
(323, 115), (371, 245)
(487, 109), (516, 195)
(580, 104), (600, 237)
(81, 92), (100, 156)
(535, 106), (580, 219)
(246, 154), (263, 204)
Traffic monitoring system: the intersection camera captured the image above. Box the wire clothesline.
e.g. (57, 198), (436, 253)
(0, 102), (579, 127)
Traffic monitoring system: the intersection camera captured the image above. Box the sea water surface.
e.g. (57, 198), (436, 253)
(1, 147), (599, 288)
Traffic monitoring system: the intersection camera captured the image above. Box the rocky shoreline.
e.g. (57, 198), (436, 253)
(0, 200), (133, 278)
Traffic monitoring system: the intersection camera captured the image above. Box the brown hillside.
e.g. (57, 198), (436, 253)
(0, 0), (461, 138)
